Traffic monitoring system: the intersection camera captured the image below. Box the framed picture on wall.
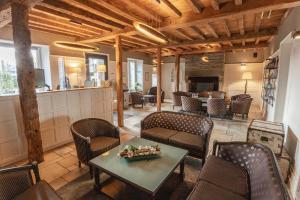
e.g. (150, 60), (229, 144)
(145, 72), (150, 81)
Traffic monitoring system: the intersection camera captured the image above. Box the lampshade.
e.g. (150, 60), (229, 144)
(133, 22), (168, 44)
(242, 72), (253, 80)
(54, 41), (98, 52)
(97, 64), (106, 72)
(67, 67), (81, 73)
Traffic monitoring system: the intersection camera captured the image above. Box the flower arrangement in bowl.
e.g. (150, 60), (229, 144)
(118, 144), (161, 161)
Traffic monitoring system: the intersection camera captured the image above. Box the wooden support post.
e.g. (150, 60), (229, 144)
(156, 47), (162, 112)
(11, 0), (44, 162)
(115, 35), (124, 127)
(175, 54), (180, 92)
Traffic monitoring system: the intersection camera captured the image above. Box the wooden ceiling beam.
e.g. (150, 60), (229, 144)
(33, 6), (112, 32)
(29, 24), (84, 39)
(59, 0), (132, 27)
(162, 43), (269, 56)
(206, 23), (219, 38)
(190, 26), (206, 40)
(238, 15), (245, 35)
(124, 0), (163, 22)
(129, 35), (161, 45)
(128, 28), (277, 50)
(29, 12), (100, 35)
(90, 0), (145, 23)
(211, 0), (220, 10)
(160, 0), (182, 17)
(78, 0), (300, 43)
(41, 0), (124, 30)
(254, 13), (262, 32)
(176, 28), (195, 40)
(235, 0), (243, 6)
(186, 0), (203, 13)
(255, 38), (260, 45)
(222, 19), (231, 37)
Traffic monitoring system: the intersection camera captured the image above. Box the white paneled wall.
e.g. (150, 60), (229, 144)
(0, 87), (113, 166)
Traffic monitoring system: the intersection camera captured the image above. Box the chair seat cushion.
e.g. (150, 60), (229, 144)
(14, 181), (61, 200)
(187, 180), (247, 200)
(199, 156), (249, 198)
(169, 132), (204, 153)
(90, 136), (119, 157)
(141, 128), (178, 143)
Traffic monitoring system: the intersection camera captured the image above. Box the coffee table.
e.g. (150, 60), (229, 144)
(89, 137), (188, 199)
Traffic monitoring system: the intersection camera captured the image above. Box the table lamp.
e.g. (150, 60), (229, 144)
(242, 72), (253, 94)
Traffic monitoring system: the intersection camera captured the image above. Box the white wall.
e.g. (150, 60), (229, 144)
(282, 39), (300, 198)
(161, 59), (186, 99)
(223, 63), (263, 108)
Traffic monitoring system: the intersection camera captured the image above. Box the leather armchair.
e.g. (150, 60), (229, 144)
(0, 162), (61, 200)
(71, 118), (120, 178)
(230, 95), (253, 119)
(130, 92), (144, 108)
(147, 87), (165, 103)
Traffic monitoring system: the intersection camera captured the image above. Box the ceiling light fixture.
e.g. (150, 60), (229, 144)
(293, 31), (300, 39)
(201, 56), (209, 63)
(133, 22), (168, 44)
(54, 41), (98, 52)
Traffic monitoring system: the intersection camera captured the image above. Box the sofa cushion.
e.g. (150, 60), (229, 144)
(199, 156), (249, 198)
(14, 181), (61, 200)
(90, 136), (119, 157)
(169, 132), (204, 153)
(187, 180), (247, 200)
(141, 128), (178, 143)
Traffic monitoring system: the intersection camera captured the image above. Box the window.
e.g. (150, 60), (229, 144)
(85, 53), (108, 86)
(0, 43), (41, 94)
(128, 59), (143, 91)
(152, 74), (157, 87)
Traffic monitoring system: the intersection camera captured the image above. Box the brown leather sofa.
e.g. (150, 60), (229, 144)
(71, 118), (120, 178)
(141, 111), (213, 163)
(187, 142), (290, 200)
(0, 162), (61, 200)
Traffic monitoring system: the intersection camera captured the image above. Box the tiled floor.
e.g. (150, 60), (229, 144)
(15, 100), (270, 191)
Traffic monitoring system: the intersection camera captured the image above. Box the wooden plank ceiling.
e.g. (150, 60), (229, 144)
(1, 0), (299, 56)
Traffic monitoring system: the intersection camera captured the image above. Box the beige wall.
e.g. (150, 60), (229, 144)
(223, 63), (263, 108)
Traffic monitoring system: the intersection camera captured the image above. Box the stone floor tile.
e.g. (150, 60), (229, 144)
(49, 177), (68, 190)
(39, 163), (69, 183)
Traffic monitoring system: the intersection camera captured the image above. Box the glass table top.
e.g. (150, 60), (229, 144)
(89, 137), (188, 194)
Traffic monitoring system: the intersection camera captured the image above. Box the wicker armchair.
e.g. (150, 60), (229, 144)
(207, 98), (227, 118)
(130, 92), (144, 108)
(181, 96), (202, 114)
(147, 87), (165, 103)
(230, 95), (253, 119)
(71, 118), (120, 178)
(0, 162), (61, 200)
(172, 91), (191, 110)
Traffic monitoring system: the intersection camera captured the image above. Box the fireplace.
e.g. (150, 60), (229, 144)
(188, 77), (219, 93)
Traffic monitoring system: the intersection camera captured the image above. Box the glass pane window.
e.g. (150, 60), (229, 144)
(0, 44), (41, 95)
(128, 59), (143, 91)
(152, 74), (157, 87)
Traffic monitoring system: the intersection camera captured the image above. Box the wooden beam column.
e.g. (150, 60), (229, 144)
(11, 0), (44, 162)
(156, 47), (162, 112)
(175, 54), (180, 92)
(115, 35), (124, 127)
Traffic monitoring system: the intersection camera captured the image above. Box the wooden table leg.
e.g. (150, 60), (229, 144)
(180, 160), (185, 180)
(94, 167), (101, 192)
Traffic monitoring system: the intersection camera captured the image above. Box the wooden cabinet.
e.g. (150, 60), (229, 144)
(0, 87), (113, 166)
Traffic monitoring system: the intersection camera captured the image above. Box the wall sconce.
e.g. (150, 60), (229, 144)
(201, 56), (209, 63)
(240, 63), (247, 70)
(292, 31), (300, 39)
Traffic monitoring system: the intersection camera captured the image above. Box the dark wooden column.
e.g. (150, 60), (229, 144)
(115, 35), (124, 127)
(156, 47), (162, 112)
(11, 0), (44, 162)
(175, 54), (180, 92)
